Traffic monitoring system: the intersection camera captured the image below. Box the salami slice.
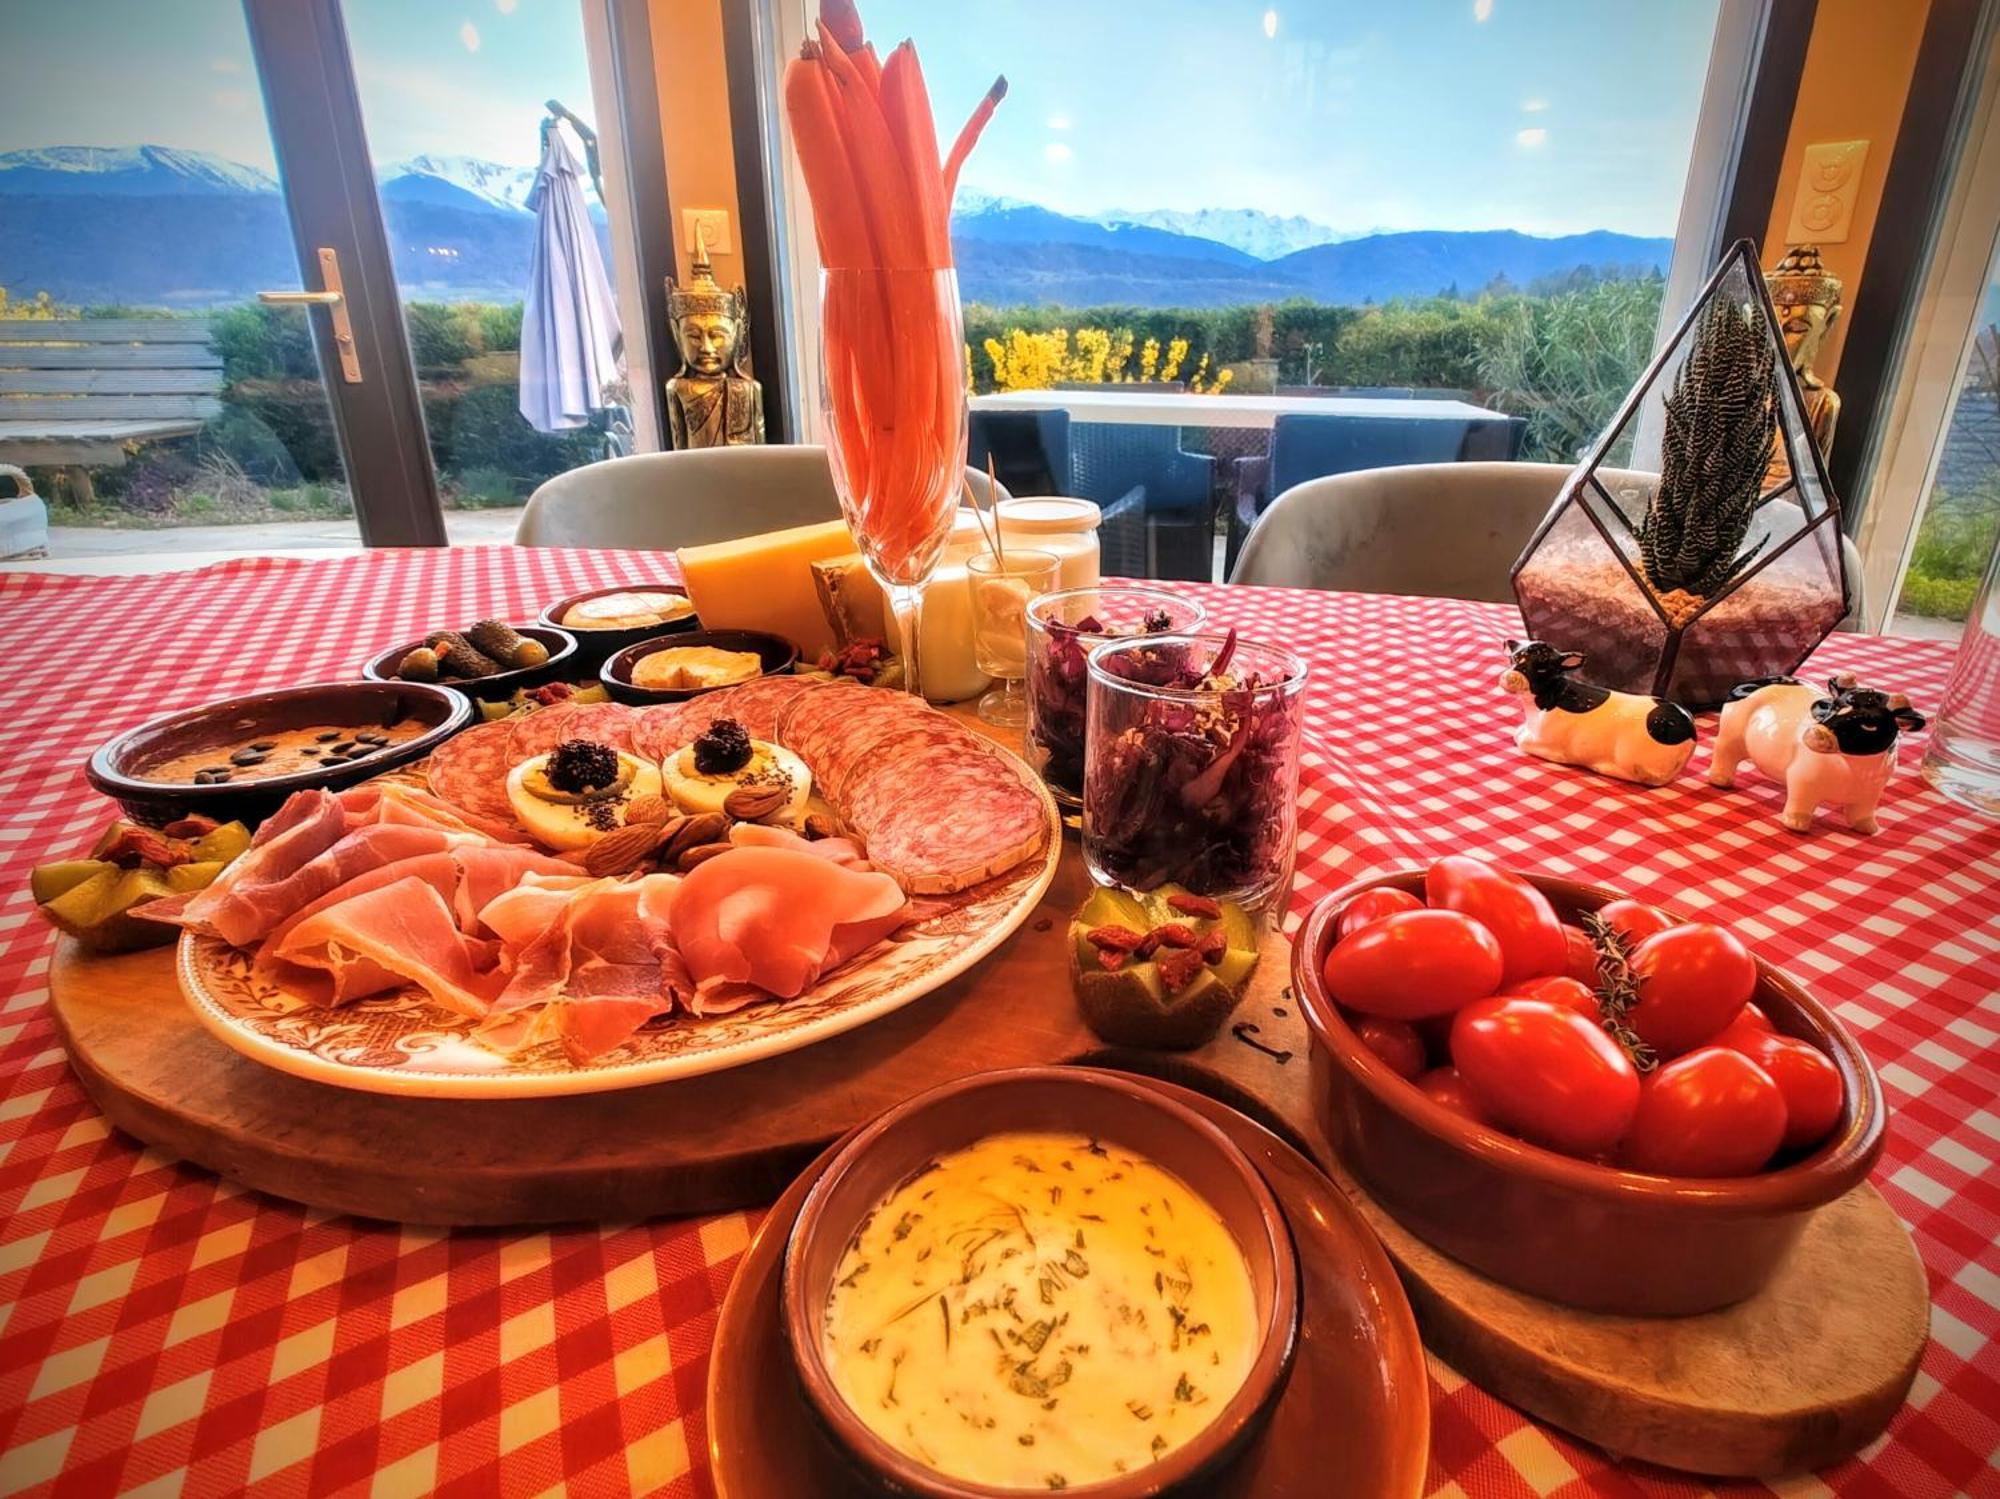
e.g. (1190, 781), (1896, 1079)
(632, 702), (696, 765)
(632, 676), (822, 764)
(424, 720), (520, 828)
(842, 730), (1012, 837)
(506, 701), (584, 761)
(860, 754), (1049, 894)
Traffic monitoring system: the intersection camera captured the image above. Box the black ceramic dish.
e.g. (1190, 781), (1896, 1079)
(538, 585), (699, 674)
(360, 624), (577, 703)
(599, 629), (798, 705)
(87, 680), (470, 828)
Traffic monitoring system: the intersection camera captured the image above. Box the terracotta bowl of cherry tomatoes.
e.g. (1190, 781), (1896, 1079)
(1292, 859), (1886, 1317)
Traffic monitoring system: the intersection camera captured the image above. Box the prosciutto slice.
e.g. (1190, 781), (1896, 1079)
(144, 789), (350, 946)
(339, 781), (526, 844)
(669, 845), (908, 1005)
(263, 876), (503, 1016)
(251, 843), (571, 966)
(477, 874), (690, 1061)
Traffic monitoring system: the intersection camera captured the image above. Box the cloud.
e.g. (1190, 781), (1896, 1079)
(495, 0), (518, 10)
(1046, 114), (1072, 131)
(211, 89), (250, 112)
(1044, 141), (1073, 164)
(1522, 97), (1548, 113)
(1515, 127), (1548, 147)
(1263, 8), (1277, 39)
(460, 20), (481, 52)
(1473, 0), (1493, 19)
(211, 57), (243, 75)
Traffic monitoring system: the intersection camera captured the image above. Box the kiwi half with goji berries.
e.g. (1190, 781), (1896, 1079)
(1069, 884), (1260, 1050)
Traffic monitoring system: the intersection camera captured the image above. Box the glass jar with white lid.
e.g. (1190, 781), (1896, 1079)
(995, 497), (1101, 590)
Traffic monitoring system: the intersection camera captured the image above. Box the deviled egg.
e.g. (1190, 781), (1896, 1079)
(507, 739), (663, 850)
(662, 717), (810, 824)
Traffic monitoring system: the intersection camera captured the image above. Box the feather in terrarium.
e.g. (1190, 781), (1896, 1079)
(1637, 296), (1778, 599)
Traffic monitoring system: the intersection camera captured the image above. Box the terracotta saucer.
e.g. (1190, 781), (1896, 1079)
(706, 1072), (1430, 1499)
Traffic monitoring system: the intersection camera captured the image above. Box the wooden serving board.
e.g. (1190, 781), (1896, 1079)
(46, 841), (1321, 1225)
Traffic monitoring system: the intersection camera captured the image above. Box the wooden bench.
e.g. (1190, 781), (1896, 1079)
(0, 319), (223, 501)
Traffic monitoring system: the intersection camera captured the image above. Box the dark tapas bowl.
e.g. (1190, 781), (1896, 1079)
(781, 1066), (1301, 1499)
(86, 680), (470, 828)
(599, 629), (798, 706)
(1293, 870), (1887, 1317)
(538, 585), (698, 674)
(361, 625), (578, 703)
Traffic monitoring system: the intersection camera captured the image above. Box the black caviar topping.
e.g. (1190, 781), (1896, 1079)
(692, 717), (753, 776)
(546, 739), (620, 793)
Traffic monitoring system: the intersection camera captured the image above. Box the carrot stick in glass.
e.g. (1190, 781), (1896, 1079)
(880, 41), (951, 269)
(782, 49), (876, 269)
(944, 76), (1008, 206)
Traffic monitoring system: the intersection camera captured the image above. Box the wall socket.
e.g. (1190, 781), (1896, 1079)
(1784, 140), (1869, 245)
(682, 208), (734, 257)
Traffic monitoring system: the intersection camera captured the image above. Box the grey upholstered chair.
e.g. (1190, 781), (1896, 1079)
(515, 444), (1005, 549)
(1229, 461), (1866, 627)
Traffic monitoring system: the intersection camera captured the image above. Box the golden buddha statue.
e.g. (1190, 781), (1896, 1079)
(664, 226), (764, 449)
(1763, 244), (1842, 489)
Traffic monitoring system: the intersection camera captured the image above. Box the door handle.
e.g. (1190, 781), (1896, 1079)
(258, 247), (362, 385)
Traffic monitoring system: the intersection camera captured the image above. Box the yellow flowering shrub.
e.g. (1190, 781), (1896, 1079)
(975, 326), (1233, 395)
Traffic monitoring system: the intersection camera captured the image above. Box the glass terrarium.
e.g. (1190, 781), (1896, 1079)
(1511, 241), (1849, 709)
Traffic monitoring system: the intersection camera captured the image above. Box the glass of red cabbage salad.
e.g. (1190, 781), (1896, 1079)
(1024, 587), (1206, 809)
(1082, 630), (1306, 908)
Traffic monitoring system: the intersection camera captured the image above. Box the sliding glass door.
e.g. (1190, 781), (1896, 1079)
(1, 0), (647, 561)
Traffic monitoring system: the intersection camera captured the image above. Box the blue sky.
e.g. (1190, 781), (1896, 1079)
(4, 0), (595, 173)
(7, 0), (1719, 237)
(859, 0), (1722, 235)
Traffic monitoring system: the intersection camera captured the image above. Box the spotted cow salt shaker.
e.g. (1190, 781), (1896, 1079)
(1499, 640), (1697, 787)
(1709, 674), (1924, 834)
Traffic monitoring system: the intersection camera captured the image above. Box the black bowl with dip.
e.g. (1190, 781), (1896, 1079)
(360, 624), (577, 703)
(87, 680), (470, 828)
(540, 585), (699, 674)
(782, 1066), (1301, 1499)
(599, 629), (798, 706)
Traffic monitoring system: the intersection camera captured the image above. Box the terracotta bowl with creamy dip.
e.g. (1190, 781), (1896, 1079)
(88, 681), (469, 828)
(600, 629), (797, 705)
(539, 585), (698, 673)
(783, 1067), (1300, 1498)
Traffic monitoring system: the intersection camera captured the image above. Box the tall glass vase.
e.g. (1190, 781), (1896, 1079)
(820, 267), (969, 698)
(1921, 527), (2000, 816)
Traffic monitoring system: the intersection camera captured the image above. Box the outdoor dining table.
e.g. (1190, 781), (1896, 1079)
(971, 387), (1502, 431)
(1, 546), (1995, 1498)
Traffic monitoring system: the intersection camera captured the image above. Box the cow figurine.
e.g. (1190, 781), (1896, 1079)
(1500, 640), (1697, 787)
(1710, 674), (1924, 835)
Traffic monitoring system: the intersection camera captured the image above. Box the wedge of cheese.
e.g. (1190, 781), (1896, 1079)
(677, 519), (857, 659)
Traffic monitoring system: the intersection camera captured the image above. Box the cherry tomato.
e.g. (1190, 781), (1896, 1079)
(1626, 924), (1758, 1058)
(1425, 856), (1568, 984)
(1321, 909), (1504, 1020)
(1560, 925), (1599, 986)
(1505, 974), (1602, 1022)
(1709, 1006), (1775, 1053)
(1351, 1014), (1427, 1081)
(1621, 1046), (1786, 1177)
(1336, 886), (1424, 942)
(1450, 997), (1640, 1156)
(1739, 1001), (1773, 1030)
(1416, 1066), (1487, 1123)
(1716, 1031), (1844, 1151)
(1597, 898), (1676, 947)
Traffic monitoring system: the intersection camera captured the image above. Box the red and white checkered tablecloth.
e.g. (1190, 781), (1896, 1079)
(1, 548), (1996, 1498)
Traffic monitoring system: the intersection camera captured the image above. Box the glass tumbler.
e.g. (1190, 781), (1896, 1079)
(1083, 633), (1307, 910)
(1023, 586), (1206, 809)
(965, 548), (1061, 727)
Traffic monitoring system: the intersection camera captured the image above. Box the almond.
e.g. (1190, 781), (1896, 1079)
(664, 812), (729, 861)
(802, 811), (841, 841)
(582, 821), (667, 877)
(723, 783), (789, 823)
(676, 841), (734, 871)
(624, 794), (674, 826)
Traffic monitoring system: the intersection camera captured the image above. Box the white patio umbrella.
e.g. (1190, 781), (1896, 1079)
(518, 124), (622, 433)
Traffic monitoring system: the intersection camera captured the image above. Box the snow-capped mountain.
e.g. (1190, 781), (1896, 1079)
(0, 145), (277, 196)
(1090, 205), (1348, 260)
(379, 154), (541, 215)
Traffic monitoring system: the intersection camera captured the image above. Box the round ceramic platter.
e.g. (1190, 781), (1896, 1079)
(176, 750), (1063, 1100)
